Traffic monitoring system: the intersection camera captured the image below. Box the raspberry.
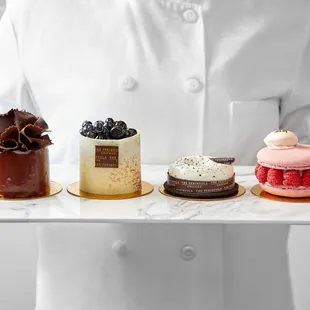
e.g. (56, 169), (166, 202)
(255, 163), (260, 177)
(302, 170), (310, 187)
(283, 170), (301, 187)
(267, 169), (283, 186)
(256, 165), (269, 183)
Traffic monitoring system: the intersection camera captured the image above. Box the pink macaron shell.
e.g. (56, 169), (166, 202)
(257, 144), (310, 170)
(260, 183), (310, 198)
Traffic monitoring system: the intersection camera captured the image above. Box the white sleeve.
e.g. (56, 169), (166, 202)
(280, 26), (310, 144)
(0, 9), (35, 114)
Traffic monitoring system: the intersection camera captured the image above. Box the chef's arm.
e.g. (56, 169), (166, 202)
(280, 32), (310, 144)
(0, 9), (33, 113)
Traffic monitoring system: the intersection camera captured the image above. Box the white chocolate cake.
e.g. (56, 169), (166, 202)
(164, 156), (238, 198)
(79, 119), (141, 195)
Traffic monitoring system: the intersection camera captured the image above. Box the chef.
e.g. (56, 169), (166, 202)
(0, 1), (309, 310)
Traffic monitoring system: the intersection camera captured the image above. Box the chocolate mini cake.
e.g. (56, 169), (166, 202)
(164, 156), (238, 198)
(0, 109), (52, 198)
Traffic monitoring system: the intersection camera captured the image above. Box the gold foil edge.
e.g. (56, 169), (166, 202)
(67, 181), (153, 200)
(250, 184), (310, 203)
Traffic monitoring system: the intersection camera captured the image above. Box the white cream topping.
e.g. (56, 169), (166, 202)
(264, 130), (298, 149)
(168, 156), (234, 181)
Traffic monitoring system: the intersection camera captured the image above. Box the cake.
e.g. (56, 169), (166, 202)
(255, 129), (310, 198)
(79, 118), (141, 195)
(164, 156), (238, 198)
(0, 109), (52, 198)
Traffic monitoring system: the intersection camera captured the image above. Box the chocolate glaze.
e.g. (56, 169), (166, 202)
(0, 148), (50, 198)
(164, 173), (238, 198)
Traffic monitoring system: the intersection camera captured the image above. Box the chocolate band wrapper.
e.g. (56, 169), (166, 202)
(167, 173), (235, 194)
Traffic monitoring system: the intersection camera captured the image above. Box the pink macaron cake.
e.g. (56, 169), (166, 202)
(255, 130), (310, 198)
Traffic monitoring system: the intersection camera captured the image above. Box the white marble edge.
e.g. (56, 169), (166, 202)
(0, 219), (304, 224)
(0, 164), (310, 224)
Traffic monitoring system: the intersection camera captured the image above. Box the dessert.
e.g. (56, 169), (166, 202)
(164, 156), (238, 198)
(79, 118), (141, 195)
(255, 130), (310, 198)
(0, 109), (52, 198)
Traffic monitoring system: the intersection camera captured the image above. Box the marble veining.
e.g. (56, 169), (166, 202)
(0, 165), (310, 223)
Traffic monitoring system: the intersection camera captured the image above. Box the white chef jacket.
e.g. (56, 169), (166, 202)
(1, 0), (310, 165)
(0, 1), (310, 310)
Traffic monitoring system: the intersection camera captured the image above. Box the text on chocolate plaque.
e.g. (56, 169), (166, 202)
(95, 145), (119, 168)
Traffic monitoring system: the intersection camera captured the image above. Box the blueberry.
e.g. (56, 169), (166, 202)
(105, 118), (115, 130)
(110, 126), (125, 139)
(114, 120), (127, 130)
(79, 128), (85, 136)
(86, 131), (97, 139)
(82, 121), (92, 128)
(103, 126), (110, 135)
(124, 130), (131, 138)
(127, 128), (137, 136)
(94, 120), (105, 133)
(105, 117), (114, 123)
(82, 123), (94, 135)
(96, 127), (109, 139)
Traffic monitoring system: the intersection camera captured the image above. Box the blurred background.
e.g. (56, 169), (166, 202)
(0, 1), (4, 16)
(0, 3), (37, 310)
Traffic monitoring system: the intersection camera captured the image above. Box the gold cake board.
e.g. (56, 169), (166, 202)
(0, 181), (63, 201)
(251, 184), (310, 203)
(158, 184), (246, 201)
(67, 181), (154, 200)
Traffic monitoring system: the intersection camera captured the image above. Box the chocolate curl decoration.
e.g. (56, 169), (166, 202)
(0, 139), (19, 150)
(210, 157), (235, 165)
(34, 117), (49, 131)
(13, 110), (37, 131)
(20, 124), (52, 149)
(1, 125), (19, 141)
(0, 109), (52, 151)
(0, 126), (19, 150)
(0, 109), (15, 134)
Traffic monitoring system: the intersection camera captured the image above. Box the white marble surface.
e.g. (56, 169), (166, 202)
(0, 164), (310, 223)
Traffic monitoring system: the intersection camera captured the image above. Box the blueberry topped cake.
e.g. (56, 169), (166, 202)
(79, 118), (141, 195)
(164, 156), (238, 198)
(0, 109), (52, 198)
(80, 118), (137, 140)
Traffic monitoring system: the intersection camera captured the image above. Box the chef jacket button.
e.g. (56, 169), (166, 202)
(182, 9), (198, 23)
(112, 241), (127, 256)
(180, 245), (196, 261)
(120, 76), (136, 91)
(185, 78), (202, 93)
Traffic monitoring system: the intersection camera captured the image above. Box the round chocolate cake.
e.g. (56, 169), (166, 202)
(164, 156), (238, 198)
(0, 109), (52, 198)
